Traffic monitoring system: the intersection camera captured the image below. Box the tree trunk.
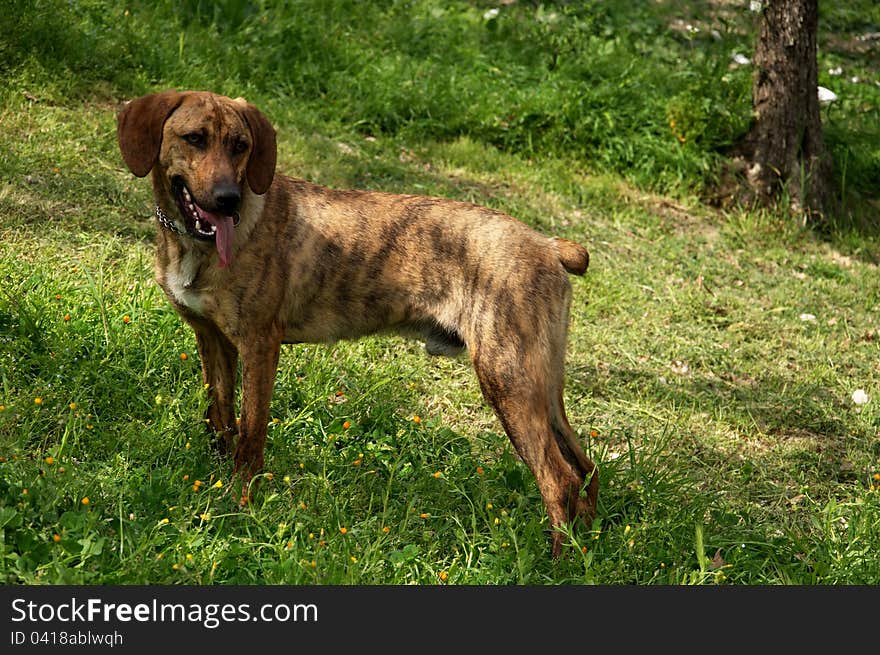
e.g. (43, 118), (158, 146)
(741, 0), (831, 221)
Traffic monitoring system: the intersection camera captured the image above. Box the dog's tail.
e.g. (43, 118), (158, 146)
(553, 238), (589, 276)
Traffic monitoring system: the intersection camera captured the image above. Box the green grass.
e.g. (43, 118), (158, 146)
(1, 0), (879, 585)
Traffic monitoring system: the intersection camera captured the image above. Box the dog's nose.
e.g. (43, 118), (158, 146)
(213, 184), (241, 213)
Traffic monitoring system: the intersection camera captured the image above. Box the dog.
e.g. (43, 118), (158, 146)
(117, 90), (598, 556)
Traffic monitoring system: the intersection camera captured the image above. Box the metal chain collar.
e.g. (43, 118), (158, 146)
(155, 205), (183, 234)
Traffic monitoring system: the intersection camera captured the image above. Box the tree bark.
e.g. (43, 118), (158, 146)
(740, 0), (831, 221)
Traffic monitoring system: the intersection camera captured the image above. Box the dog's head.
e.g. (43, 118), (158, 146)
(117, 90), (277, 267)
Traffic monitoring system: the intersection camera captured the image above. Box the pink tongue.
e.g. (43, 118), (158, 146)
(197, 209), (235, 268)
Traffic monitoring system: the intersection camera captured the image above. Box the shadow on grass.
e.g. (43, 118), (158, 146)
(568, 362), (855, 474)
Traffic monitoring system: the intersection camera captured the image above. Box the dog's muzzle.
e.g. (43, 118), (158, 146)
(158, 178), (242, 268)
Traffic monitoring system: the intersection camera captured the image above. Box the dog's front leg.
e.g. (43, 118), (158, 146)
(232, 323), (282, 502)
(189, 320), (239, 455)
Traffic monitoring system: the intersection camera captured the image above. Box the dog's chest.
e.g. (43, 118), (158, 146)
(164, 249), (207, 315)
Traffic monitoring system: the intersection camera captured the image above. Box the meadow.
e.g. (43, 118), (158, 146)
(1, 0), (879, 584)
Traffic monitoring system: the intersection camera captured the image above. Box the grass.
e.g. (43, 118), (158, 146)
(1, 0), (879, 585)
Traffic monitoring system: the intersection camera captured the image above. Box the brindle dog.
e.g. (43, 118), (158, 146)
(117, 90), (598, 556)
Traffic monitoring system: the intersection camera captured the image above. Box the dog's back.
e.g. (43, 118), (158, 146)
(258, 176), (587, 351)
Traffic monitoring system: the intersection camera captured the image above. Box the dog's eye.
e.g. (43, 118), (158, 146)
(232, 139), (249, 154)
(183, 133), (205, 148)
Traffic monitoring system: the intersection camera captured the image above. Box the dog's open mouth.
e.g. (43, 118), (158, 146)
(172, 178), (239, 268)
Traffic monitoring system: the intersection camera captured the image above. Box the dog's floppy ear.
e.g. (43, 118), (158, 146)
(238, 101), (277, 195)
(117, 90), (186, 177)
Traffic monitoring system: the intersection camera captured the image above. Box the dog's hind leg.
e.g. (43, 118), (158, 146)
(551, 391), (598, 529)
(190, 320), (239, 455)
(547, 289), (599, 532)
(472, 344), (597, 557)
